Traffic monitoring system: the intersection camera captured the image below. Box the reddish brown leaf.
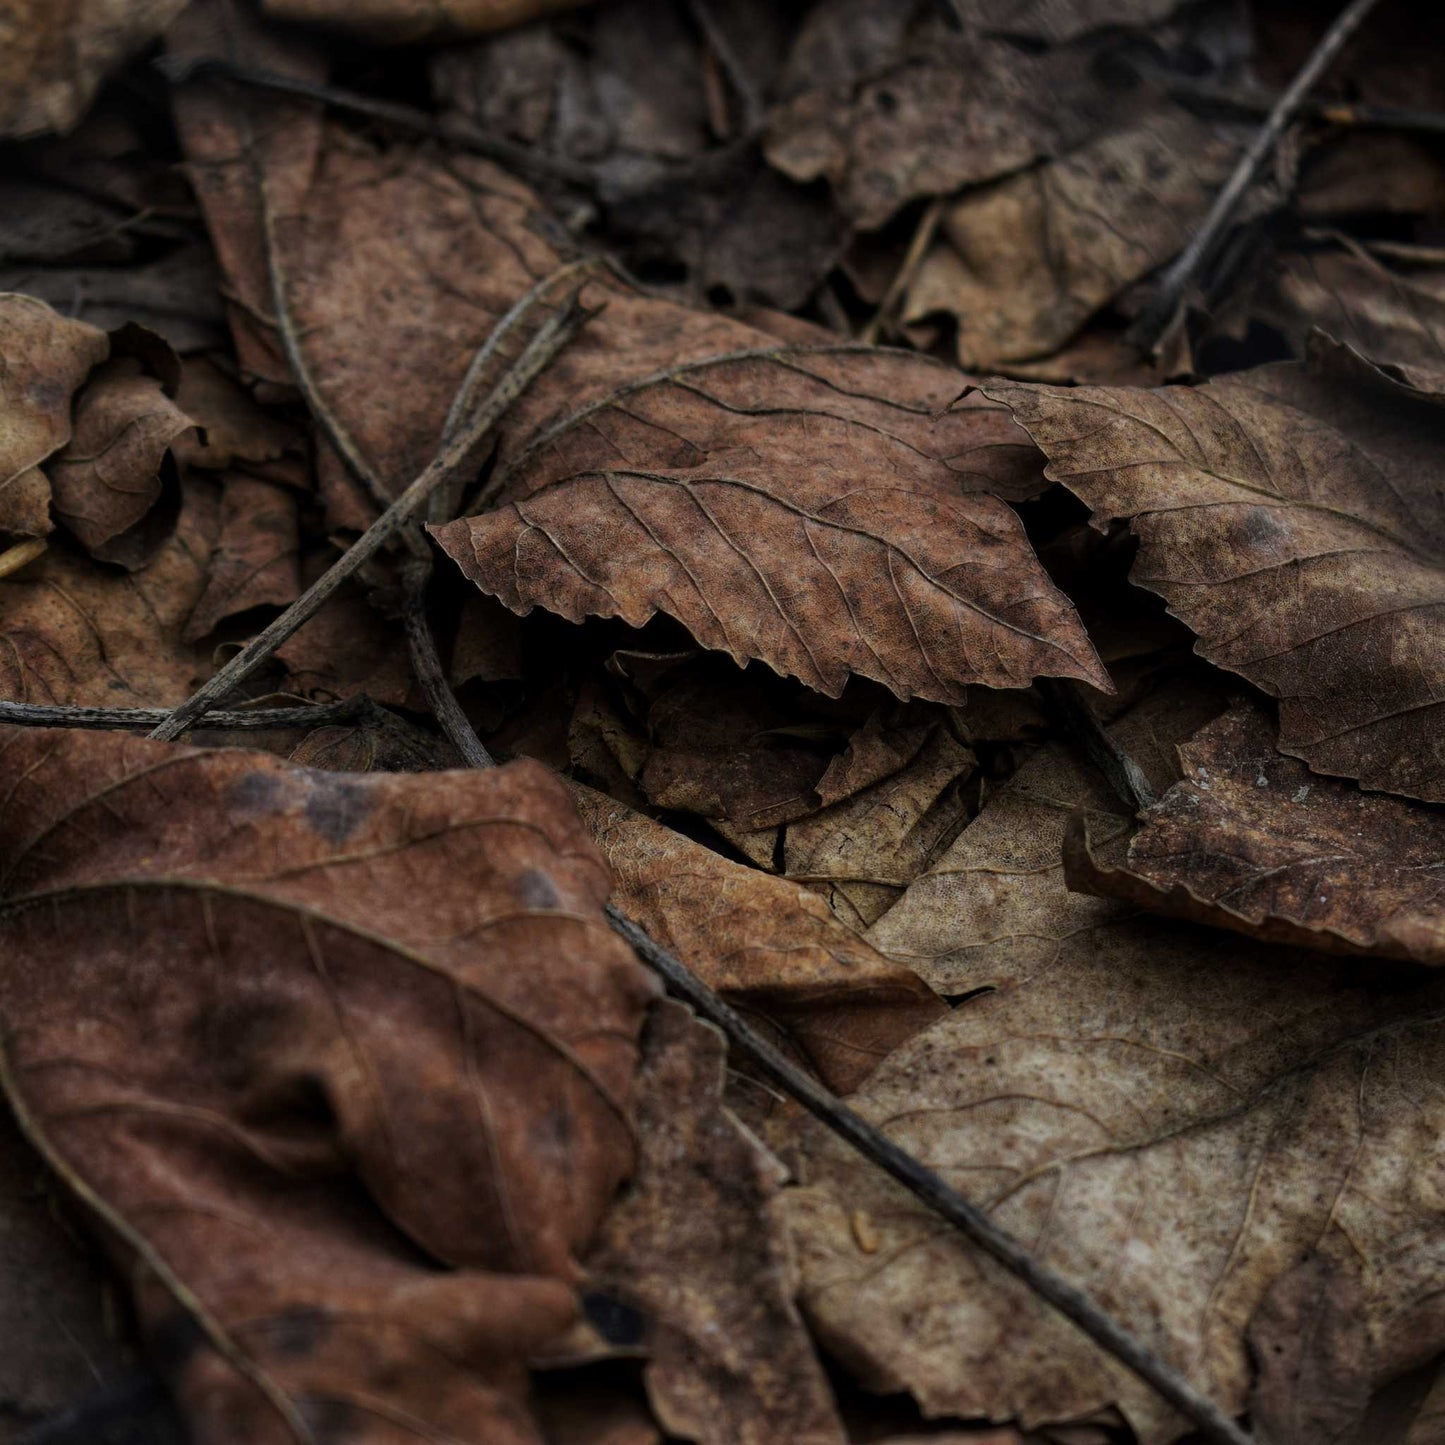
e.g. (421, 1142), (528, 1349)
(572, 785), (945, 1093)
(986, 337), (1445, 801)
(0, 293), (108, 544)
(262, 0), (596, 43)
(0, 727), (656, 1443)
(1065, 700), (1445, 966)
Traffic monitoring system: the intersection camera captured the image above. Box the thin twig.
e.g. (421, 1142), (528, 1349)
(146, 293), (590, 743)
(156, 55), (597, 189)
(1129, 0), (1384, 354)
(685, 0), (765, 136)
(861, 197), (945, 346)
(1037, 679), (1156, 813)
(400, 554), (496, 769)
(0, 697), (372, 733)
(606, 903), (1252, 1445)
(1169, 78), (1445, 139)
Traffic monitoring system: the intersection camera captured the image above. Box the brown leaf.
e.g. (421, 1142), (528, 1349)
(0, 726), (656, 1443)
(0, 476), (218, 707)
(986, 336), (1445, 801)
(262, 0), (596, 43)
(781, 915), (1445, 1443)
(585, 1000), (846, 1445)
(572, 785), (946, 1093)
(1066, 700), (1445, 966)
(902, 112), (1248, 371)
(0, 0), (188, 139)
(48, 355), (194, 568)
(0, 293), (109, 544)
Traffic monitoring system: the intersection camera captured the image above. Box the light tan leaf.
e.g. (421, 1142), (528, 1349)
(0, 0), (188, 139)
(783, 916), (1445, 1443)
(1066, 700), (1445, 966)
(0, 726), (656, 1444)
(0, 293), (109, 543)
(986, 337), (1445, 801)
(572, 785), (946, 1093)
(585, 1000), (846, 1445)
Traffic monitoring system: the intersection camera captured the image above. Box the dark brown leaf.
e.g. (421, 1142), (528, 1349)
(0, 726), (656, 1443)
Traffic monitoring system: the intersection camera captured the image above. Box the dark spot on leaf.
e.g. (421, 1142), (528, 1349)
(514, 867), (561, 909)
(304, 778), (374, 845)
(297, 1394), (359, 1444)
(266, 1305), (330, 1359)
(227, 770), (285, 814)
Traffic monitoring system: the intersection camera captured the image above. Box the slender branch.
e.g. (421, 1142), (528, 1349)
(146, 292), (589, 743)
(156, 55), (597, 189)
(685, 0), (765, 136)
(1129, 0), (1384, 354)
(607, 903), (1253, 1445)
(1038, 678), (1156, 813)
(861, 197), (944, 346)
(0, 697), (372, 733)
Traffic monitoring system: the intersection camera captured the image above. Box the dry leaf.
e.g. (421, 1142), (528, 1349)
(0, 293), (109, 543)
(0, 726), (656, 1443)
(1066, 700), (1445, 967)
(783, 914), (1445, 1443)
(585, 1000), (846, 1445)
(573, 785), (946, 1094)
(0, 1), (188, 139)
(262, 0), (595, 43)
(986, 336), (1445, 801)
(48, 354), (193, 568)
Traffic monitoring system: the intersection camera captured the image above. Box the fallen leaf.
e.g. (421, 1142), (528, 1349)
(0, 0), (188, 139)
(0, 293), (109, 544)
(782, 914), (1445, 1443)
(1066, 700), (1445, 967)
(585, 1000), (846, 1445)
(0, 726), (656, 1443)
(48, 353), (194, 568)
(572, 785), (946, 1093)
(986, 335), (1445, 801)
(261, 0), (596, 43)
(902, 112), (1248, 371)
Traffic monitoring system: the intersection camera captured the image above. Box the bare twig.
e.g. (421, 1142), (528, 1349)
(1129, 0), (1384, 354)
(861, 197), (945, 346)
(146, 292), (590, 743)
(606, 903), (1253, 1445)
(1038, 678), (1157, 812)
(157, 55), (596, 189)
(685, 0), (765, 136)
(0, 697), (371, 733)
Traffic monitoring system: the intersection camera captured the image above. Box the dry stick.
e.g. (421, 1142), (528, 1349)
(146, 296), (588, 743)
(1128, 0), (1385, 355)
(0, 697), (370, 733)
(395, 623), (1251, 1445)
(860, 197), (944, 346)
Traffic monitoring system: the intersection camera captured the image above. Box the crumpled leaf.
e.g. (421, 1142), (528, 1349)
(572, 785), (945, 1093)
(584, 1000), (846, 1445)
(262, 0), (595, 43)
(902, 111), (1248, 371)
(763, 0), (1249, 229)
(1066, 700), (1445, 967)
(0, 726), (656, 1444)
(782, 914), (1445, 1443)
(48, 352), (194, 568)
(0, 293), (109, 543)
(0, 0), (188, 139)
(986, 336), (1445, 802)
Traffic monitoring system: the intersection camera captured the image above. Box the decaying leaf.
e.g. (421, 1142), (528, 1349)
(783, 914), (1445, 1443)
(987, 336), (1445, 802)
(585, 1001), (845, 1445)
(261, 0), (595, 43)
(0, 726), (656, 1443)
(0, 1), (188, 139)
(1067, 700), (1445, 967)
(0, 293), (109, 543)
(573, 786), (945, 1093)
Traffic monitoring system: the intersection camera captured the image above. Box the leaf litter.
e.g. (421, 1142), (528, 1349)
(6, 1), (1445, 1443)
